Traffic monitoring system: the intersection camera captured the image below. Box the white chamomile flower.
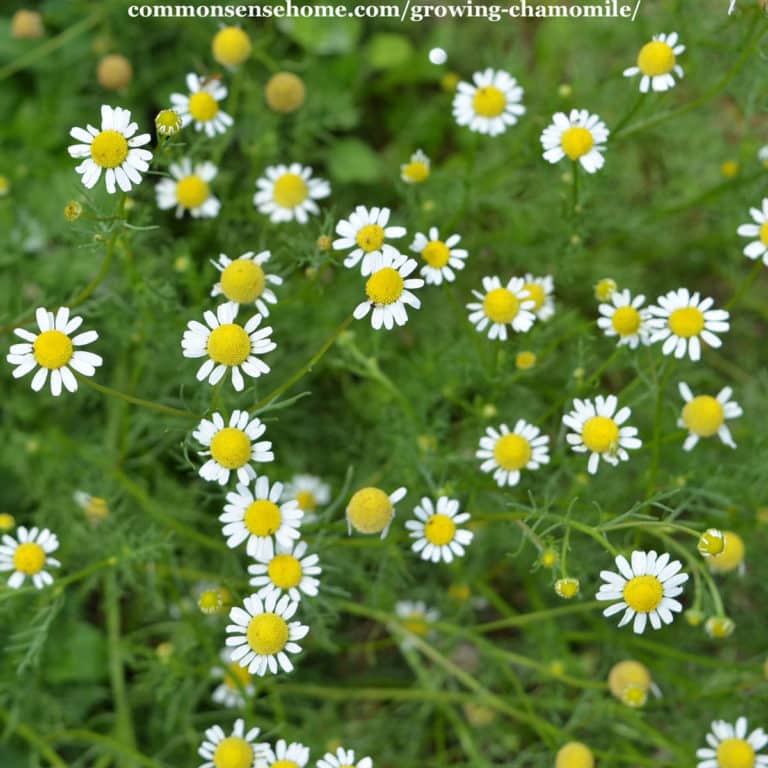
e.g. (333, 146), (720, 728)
(248, 540), (321, 603)
(282, 475), (331, 523)
(647, 288), (730, 362)
(265, 740), (310, 768)
(406, 496), (474, 563)
(353, 251), (424, 330)
(541, 109), (609, 174)
(225, 592), (308, 676)
(221, 477), (303, 560)
(476, 420), (550, 487)
(181, 303), (275, 392)
(316, 747), (373, 768)
(466, 276), (537, 341)
(68, 105), (152, 193)
(394, 600), (440, 651)
(623, 33), (685, 93)
(597, 289), (651, 349)
(211, 649), (255, 709)
(7, 307), (103, 396)
(452, 67), (525, 136)
(410, 227), (468, 285)
(696, 717), (768, 768)
(737, 198), (768, 265)
(334, 205), (407, 275)
(193, 410), (273, 486)
(563, 395), (642, 475)
(198, 718), (269, 768)
(677, 383), (742, 452)
(0, 526), (60, 589)
(171, 73), (233, 137)
(596, 550), (688, 634)
(254, 163), (330, 224)
(400, 149), (430, 184)
(211, 251), (283, 317)
(521, 273), (555, 321)
(156, 158), (220, 218)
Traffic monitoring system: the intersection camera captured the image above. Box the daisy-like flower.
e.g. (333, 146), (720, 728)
(623, 33), (685, 93)
(181, 303), (275, 392)
(193, 410), (273, 485)
(264, 740), (310, 768)
(7, 307), (103, 396)
(466, 276), (537, 341)
(400, 149), (430, 184)
(696, 717), (768, 768)
(211, 649), (255, 709)
(541, 109), (609, 174)
(211, 251), (283, 317)
(346, 486), (407, 538)
(171, 73), (233, 137)
(405, 496), (473, 563)
(317, 747), (373, 768)
(737, 198), (768, 266)
(597, 289), (651, 349)
(282, 475), (331, 523)
(476, 420), (550, 487)
(221, 477), (303, 560)
(333, 205), (407, 275)
(394, 600), (440, 651)
(68, 105), (152, 193)
(563, 395), (642, 475)
(0, 526), (60, 589)
(410, 227), (468, 285)
(708, 530), (746, 575)
(225, 592), (308, 675)
(678, 383), (742, 451)
(647, 288), (730, 362)
(521, 273), (555, 321)
(248, 540), (321, 603)
(156, 158), (220, 218)
(198, 718), (269, 768)
(254, 163), (330, 224)
(452, 67), (525, 136)
(597, 550), (688, 634)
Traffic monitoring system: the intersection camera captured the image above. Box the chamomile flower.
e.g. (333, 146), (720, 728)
(541, 109), (609, 174)
(211, 251), (283, 317)
(221, 477), (303, 560)
(608, 660), (660, 708)
(476, 421), (550, 487)
(0, 526), (60, 589)
(156, 158), (220, 218)
(394, 600), (440, 650)
(737, 198), (768, 265)
(211, 649), (255, 709)
(282, 475), (331, 523)
(563, 395), (642, 475)
(353, 251), (424, 330)
(467, 276), (537, 341)
(7, 307), (103, 396)
(452, 68), (525, 136)
(193, 410), (273, 485)
(346, 486), (407, 538)
(555, 742), (594, 768)
(333, 205), (407, 275)
(677, 383), (742, 451)
(521, 273), (555, 321)
(68, 105), (152, 194)
(248, 540), (321, 603)
(401, 149), (430, 184)
(406, 496), (474, 564)
(597, 550), (688, 634)
(597, 289), (651, 349)
(197, 718), (269, 768)
(708, 531), (746, 575)
(317, 747), (373, 768)
(181, 303), (275, 392)
(647, 289), (730, 361)
(410, 227), (468, 285)
(254, 163), (331, 224)
(171, 73), (233, 136)
(623, 33), (685, 93)
(265, 741), (310, 768)
(225, 592), (308, 676)
(696, 717), (768, 768)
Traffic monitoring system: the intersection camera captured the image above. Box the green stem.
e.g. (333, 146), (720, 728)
(724, 259), (763, 310)
(0, 708), (68, 768)
(610, 90), (646, 138)
(79, 377), (199, 419)
(49, 730), (164, 768)
(647, 359), (673, 497)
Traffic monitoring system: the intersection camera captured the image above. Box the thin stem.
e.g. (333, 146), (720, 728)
(610, 90), (646, 138)
(0, 708), (68, 768)
(724, 259), (763, 310)
(79, 377), (199, 419)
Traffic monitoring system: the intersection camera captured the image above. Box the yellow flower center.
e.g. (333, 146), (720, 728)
(84, 496), (109, 521)
(402, 617), (429, 636)
(209, 427), (251, 469)
(347, 487), (393, 534)
(175, 175), (210, 209)
(709, 531), (745, 573)
(622, 575), (663, 613)
(611, 306), (641, 336)
(220, 259), (266, 304)
(246, 612), (289, 655)
(198, 589), (223, 614)
(90, 130), (129, 169)
(472, 85), (506, 117)
(206, 324), (251, 366)
(716, 739), (756, 768)
(707, 617), (735, 638)
(698, 530), (725, 557)
(356, 223), (386, 253)
(403, 161), (429, 183)
(760, 221), (768, 245)
(422, 240), (451, 268)
(555, 579), (580, 599)
(594, 278), (617, 301)
(156, 109), (182, 134)
(273, 173), (309, 208)
(212, 26), (252, 66)
(555, 741), (594, 768)
(581, 416), (619, 454)
(493, 433), (532, 471)
(33, 330), (74, 369)
(0, 513), (15, 531)
(483, 288), (520, 324)
(272, 761), (300, 768)
(621, 685), (648, 708)
(561, 126), (594, 161)
(188, 91), (220, 122)
(268, 553), (303, 589)
(637, 40), (676, 77)
(12, 542), (46, 575)
(516, 351), (537, 370)
(608, 660), (651, 701)
(295, 490), (317, 511)
(668, 306), (705, 338)
(224, 660), (252, 690)
(424, 513), (456, 546)
(682, 395), (724, 437)
(365, 267), (404, 305)
(244, 500), (282, 537)
(213, 736), (254, 768)
(523, 282), (546, 310)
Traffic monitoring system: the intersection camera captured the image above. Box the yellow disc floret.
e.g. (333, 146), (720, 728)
(213, 736), (254, 768)
(555, 741), (594, 768)
(244, 500), (282, 537)
(472, 86), (506, 117)
(156, 109), (182, 137)
(97, 54), (133, 91)
(493, 433), (532, 471)
(523, 282), (545, 311)
(212, 26), (252, 67)
(347, 487), (393, 534)
(561, 127), (594, 161)
(90, 130), (129, 169)
(422, 240), (451, 268)
(708, 531), (745, 573)
(273, 173), (308, 208)
(483, 288), (520, 324)
(697, 529), (725, 557)
(682, 395), (724, 437)
(295, 490), (317, 511)
(581, 416), (619, 454)
(268, 554), (303, 589)
(247, 612), (289, 655)
(11, 10), (44, 40)
(224, 661), (252, 690)
(402, 161), (430, 183)
(265, 72), (306, 113)
(272, 761), (300, 768)
(221, 260), (266, 304)
(424, 513), (456, 546)
(608, 660), (651, 704)
(668, 307), (705, 338)
(0, 513), (15, 531)
(516, 351), (537, 370)
(33, 330), (73, 369)
(594, 278), (617, 301)
(612, 306), (641, 336)
(176, 175), (210, 209)
(12, 542), (46, 575)
(402, 616), (429, 636)
(365, 267), (404, 305)
(198, 589), (224, 614)
(207, 324), (251, 366)
(189, 91), (219, 122)
(716, 739), (755, 768)
(637, 40), (675, 77)
(623, 575), (663, 613)
(356, 224), (386, 253)
(210, 428), (251, 469)
(759, 221), (768, 246)
(555, 578), (580, 599)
